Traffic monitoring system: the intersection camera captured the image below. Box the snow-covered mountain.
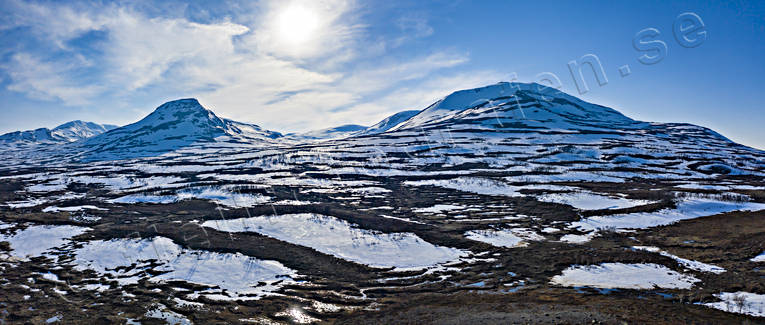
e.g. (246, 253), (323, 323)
(390, 82), (641, 132)
(0, 121), (117, 144)
(314, 82), (759, 178)
(80, 98), (282, 160)
(0, 82), (756, 169)
(51, 121), (119, 142)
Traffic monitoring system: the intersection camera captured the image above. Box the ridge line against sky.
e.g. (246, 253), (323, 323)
(0, 0), (764, 149)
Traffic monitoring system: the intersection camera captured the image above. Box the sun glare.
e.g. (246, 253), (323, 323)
(276, 4), (320, 44)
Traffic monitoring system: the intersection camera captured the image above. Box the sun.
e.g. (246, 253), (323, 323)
(276, 4), (320, 45)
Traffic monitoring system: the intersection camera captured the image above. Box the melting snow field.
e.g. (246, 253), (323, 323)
(465, 229), (525, 248)
(202, 213), (466, 269)
(536, 192), (653, 210)
(2, 225), (89, 259)
(109, 188), (270, 208)
(465, 228), (544, 248)
(633, 246), (726, 274)
(177, 188), (270, 207)
(413, 204), (465, 214)
(42, 205), (107, 213)
(404, 177), (523, 197)
(702, 292), (765, 318)
(72, 237), (296, 300)
(559, 233), (596, 244)
(550, 263), (700, 289)
(572, 198), (765, 231)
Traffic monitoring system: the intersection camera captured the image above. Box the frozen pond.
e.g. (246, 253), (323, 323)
(72, 237), (296, 300)
(202, 213), (466, 269)
(550, 263), (700, 289)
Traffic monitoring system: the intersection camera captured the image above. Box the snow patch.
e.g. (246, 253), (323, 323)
(702, 292), (765, 318)
(551, 263), (700, 289)
(405, 177), (523, 197)
(572, 198), (765, 231)
(43, 205), (107, 213)
(202, 214), (466, 269)
(2, 225), (89, 259)
(633, 246), (726, 274)
(536, 191), (654, 210)
(72, 237), (296, 300)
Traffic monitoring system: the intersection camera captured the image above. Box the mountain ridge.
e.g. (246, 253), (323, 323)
(0, 120), (118, 144)
(1, 82), (758, 163)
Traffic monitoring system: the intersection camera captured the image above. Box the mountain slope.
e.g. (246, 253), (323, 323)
(288, 124), (368, 140)
(80, 98), (282, 160)
(358, 110), (420, 135)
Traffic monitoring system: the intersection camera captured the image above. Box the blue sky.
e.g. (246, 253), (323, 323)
(1, 0), (763, 148)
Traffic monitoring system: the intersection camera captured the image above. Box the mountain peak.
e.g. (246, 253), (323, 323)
(155, 98), (202, 110)
(81, 98), (282, 160)
(1, 121), (116, 144)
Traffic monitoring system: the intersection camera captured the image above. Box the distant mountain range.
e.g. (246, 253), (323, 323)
(0, 82), (755, 165)
(0, 120), (117, 143)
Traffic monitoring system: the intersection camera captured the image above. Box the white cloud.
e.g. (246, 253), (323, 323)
(101, 11), (251, 91)
(2, 0), (104, 49)
(0, 0), (501, 133)
(3, 53), (103, 106)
